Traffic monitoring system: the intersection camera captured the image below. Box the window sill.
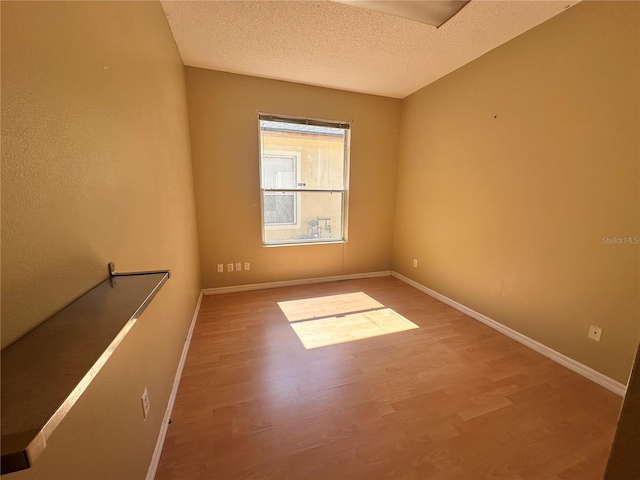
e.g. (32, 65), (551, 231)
(263, 240), (346, 248)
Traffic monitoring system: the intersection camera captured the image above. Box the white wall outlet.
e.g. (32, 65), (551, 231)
(413, 259), (418, 268)
(217, 264), (223, 273)
(244, 262), (250, 271)
(235, 262), (242, 272)
(227, 263), (234, 272)
(588, 325), (603, 342)
(141, 387), (150, 420)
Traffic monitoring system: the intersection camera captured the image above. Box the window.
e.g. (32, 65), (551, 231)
(259, 114), (350, 245)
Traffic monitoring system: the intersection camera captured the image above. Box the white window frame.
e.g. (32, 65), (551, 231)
(258, 113), (351, 246)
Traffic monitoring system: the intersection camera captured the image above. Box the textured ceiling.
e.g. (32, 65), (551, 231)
(161, 0), (578, 98)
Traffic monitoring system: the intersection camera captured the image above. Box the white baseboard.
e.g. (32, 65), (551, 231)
(203, 271), (392, 295)
(146, 290), (203, 480)
(391, 272), (627, 397)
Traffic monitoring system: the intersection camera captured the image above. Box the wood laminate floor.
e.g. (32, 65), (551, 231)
(156, 277), (622, 479)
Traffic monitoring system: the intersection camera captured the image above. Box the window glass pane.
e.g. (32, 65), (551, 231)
(263, 192), (343, 244)
(260, 120), (345, 190)
(264, 193), (295, 225)
(262, 155), (295, 189)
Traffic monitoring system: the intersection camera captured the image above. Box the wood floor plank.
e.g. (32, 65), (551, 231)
(155, 277), (621, 479)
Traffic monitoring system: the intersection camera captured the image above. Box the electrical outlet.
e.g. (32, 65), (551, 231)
(588, 325), (602, 342)
(141, 387), (150, 420)
(413, 259), (418, 268)
(244, 262), (250, 271)
(217, 264), (223, 273)
(235, 262), (242, 272)
(227, 263), (234, 272)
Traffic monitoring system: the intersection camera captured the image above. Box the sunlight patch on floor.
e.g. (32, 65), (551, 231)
(278, 292), (418, 349)
(278, 292), (384, 322)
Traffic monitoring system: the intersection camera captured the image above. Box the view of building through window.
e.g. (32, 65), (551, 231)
(259, 115), (350, 245)
(262, 154), (297, 225)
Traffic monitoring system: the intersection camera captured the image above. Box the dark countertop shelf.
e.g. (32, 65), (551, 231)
(1, 267), (169, 474)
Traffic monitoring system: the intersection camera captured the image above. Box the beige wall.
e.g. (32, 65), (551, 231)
(393, 1), (640, 383)
(186, 68), (401, 288)
(1, 1), (200, 478)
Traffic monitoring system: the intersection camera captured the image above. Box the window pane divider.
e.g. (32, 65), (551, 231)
(261, 188), (345, 193)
